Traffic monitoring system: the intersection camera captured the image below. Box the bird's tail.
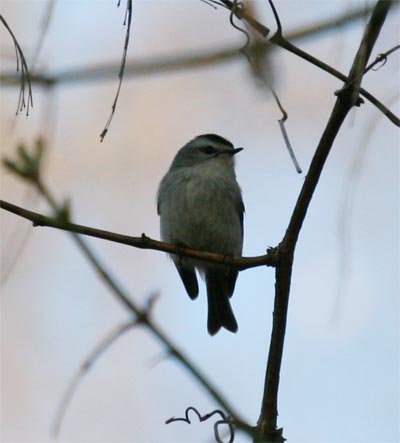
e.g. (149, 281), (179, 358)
(205, 269), (238, 335)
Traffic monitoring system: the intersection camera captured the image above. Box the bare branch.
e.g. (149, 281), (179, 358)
(3, 4), (395, 125)
(226, 3), (302, 175)
(256, 2), (393, 441)
(228, 2), (251, 52)
(334, 90), (399, 322)
(0, 14), (33, 115)
(100, 0), (133, 142)
(266, 1), (400, 127)
(1, 139), (252, 433)
(345, 44), (400, 88)
(1, 4), (397, 440)
(367, 44), (400, 71)
(269, 86), (302, 174)
(216, 0), (270, 37)
(1, 87), (55, 286)
(52, 320), (139, 438)
(1, 5), (392, 125)
(219, 1), (400, 127)
(30, 0), (56, 72)
(0, 5), (376, 86)
(0, 199), (278, 271)
(0, 200), (34, 285)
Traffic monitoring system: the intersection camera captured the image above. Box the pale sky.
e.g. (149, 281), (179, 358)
(1, 1), (399, 442)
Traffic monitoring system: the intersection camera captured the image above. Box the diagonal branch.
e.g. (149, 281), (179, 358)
(30, 0), (56, 72)
(100, 0), (133, 142)
(220, 0), (399, 127)
(1, 136), (253, 434)
(283, 0), (393, 249)
(52, 319), (140, 438)
(255, 1), (393, 441)
(0, 186), (252, 435)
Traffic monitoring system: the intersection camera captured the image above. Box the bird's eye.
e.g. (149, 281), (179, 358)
(201, 146), (217, 155)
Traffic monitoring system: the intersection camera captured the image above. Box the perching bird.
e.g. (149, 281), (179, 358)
(157, 134), (244, 335)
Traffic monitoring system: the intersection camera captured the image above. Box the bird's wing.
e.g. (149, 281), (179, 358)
(237, 199), (245, 236)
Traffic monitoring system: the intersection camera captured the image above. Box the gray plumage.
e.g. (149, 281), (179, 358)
(157, 134), (244, 335)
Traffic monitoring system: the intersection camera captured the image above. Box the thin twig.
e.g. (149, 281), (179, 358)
(3, 4), (396, 125)
(100, 0), (133, 142)
(1, 5), (379, 85)
(269, 86), (302, 174)
(222, 1), (302, 175)
(214, 0), (270, 37)
(0, 14), (33, 115)
(0, 5), (378, 87)
(30, 0), (56, 72)
(364, 44), (400, 74)
(0, 191), (35, 285)
(268, 0), (282, 33)
(52, 320), (139, 438)
(278, 119), (302, 174)
(219, 1), (400, 127)
(333, 91), (399, 323)
(1, 86), (55, 286)
(339, 44), (400, 93)
(228, 1), (251, 51)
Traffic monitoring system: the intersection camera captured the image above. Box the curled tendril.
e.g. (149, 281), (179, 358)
(367, 45), (400, 73)
(229, 1), (250, 52)
(166, 406), (235, 443)
(337, 44), (400, 100)
(214, 418), (235, 443)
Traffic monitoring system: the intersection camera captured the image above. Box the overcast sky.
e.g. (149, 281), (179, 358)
(1, 1), (399, 442)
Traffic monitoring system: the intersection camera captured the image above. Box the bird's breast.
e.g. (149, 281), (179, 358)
(159, 164), (243, 256)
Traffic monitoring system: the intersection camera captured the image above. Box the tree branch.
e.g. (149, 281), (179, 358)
(3, 3), (396, 125)
(1, 3), (397, 440)
(0, 14), (33, 115)
(0, 185), (252, 436)
(0, 199), (278, 271)
(255, 1), (393, 441)
(0, 136), (255, 435)
(100, 0), (133, 142)
(221, 0), (400, 127)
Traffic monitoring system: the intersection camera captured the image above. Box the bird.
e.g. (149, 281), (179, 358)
(157, 134), (244, 335)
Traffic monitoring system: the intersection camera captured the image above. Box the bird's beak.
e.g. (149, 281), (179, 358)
(231, 147), (243, 155)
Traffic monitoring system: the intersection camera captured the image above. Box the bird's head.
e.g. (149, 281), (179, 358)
(170, 134), (243, 169)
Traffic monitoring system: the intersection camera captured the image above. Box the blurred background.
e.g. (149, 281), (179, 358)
(1, 1), (399, 442)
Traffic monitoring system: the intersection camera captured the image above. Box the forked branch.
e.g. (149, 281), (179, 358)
(219, 0), (399, 127)
(255, 2), (393, 441)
